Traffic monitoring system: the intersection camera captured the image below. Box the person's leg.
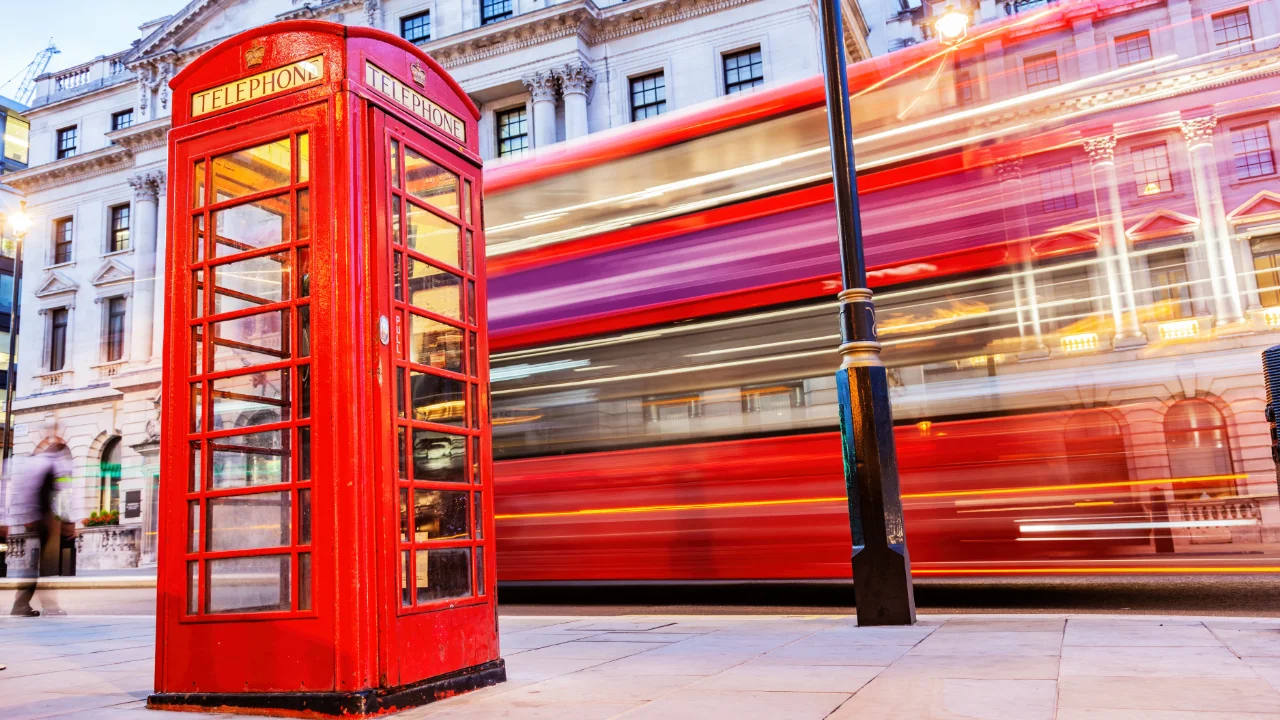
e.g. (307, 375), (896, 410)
(35, 520), (64, 614)
(10, 576), (37, 615)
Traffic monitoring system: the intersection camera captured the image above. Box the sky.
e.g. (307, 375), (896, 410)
(0, 0), (185, 103)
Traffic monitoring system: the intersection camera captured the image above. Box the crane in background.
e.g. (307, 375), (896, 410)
(2, 41), (60, 106)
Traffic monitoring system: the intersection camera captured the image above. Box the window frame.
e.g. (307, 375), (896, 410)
(480, 0), (512, 25)
(494, 105), (529, 159)
(400, 10), (432, 44)
(1131, 142), (1174, 197)
(1211, 7), (1254, 57)
(722, 46), (764, 95)
(52, 216), (74, 265)
(629, 71), (667, 122)
(55, 126), (78, 160)
(48, 306), (69, 372)
(108, 203), (132, 254)
(1230, 123), (1276, 181)
(104, 295), (128, 363)
(111, 109), (134, 132)
(1113, 31), (1153, 68)
(1038, 163), (1078, 213)
(1022, 51), (1061, 92)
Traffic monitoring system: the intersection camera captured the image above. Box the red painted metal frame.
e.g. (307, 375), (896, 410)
(159, 21), (497, 707)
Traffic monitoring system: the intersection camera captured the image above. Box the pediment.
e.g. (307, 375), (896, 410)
(1228, 190), (1280, 226)
(1032, 231), (1098, 259)
(34, 271), (78, 299)
(90, 258), (135, 288)
(1126, 209), (1199, 242)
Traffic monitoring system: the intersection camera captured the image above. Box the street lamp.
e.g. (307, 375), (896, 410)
(4, 201), (29, 467)
(814, 0), (916, 625)
(935, 5), (970, 44)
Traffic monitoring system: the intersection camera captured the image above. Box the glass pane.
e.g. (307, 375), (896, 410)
(211, 430), (289, 488)
(410, 371), (465, 426)
(211, 369), (289, 430)
(415, 548), (471, 603)
(193, 160), (206, 208)
(467, 280), (476, 325)
(193, 269), (204, 319)
(404, 146), (459, 217)
(188, 501), (200, 552)
(406, 204), (460, 268)
(477, 547), (485, 596)
(298, 488), (311, 545)
(398, 427), (408, 479)
(298, 553), (312, 611)
(401, 550), (411, 606)
(298, 133), (310, 183)
(393, 253), (403, 301)
(299, 426), (311, 481)
(207, 491), (291, 552)
(469, 332), (478, 377)
(392, 196), (402, 245)
(298, 247), (311, 297)
(193, 333), (204, 374)
(475, 491), (484, 540)
(400, 488), (410, 541)
(207, 555), (290, 614)
(190, 442), (202, 492)
(407, 258), (462, 320)
(463, 181), (472, 225)
(413, 490), (469, 542)
(299, 306), (311, 358)
(187, 561), (199, 614)
(214, 251), (290, 313)
(412, 429), (466, 482)
(397, 368), (406, 418)
(212, 309), (289, 370)
(214, 196), (289, 257)
(390, 139), (401, 189)
(193, 215), (205, 262)
(300, 365), (312, 418)
(211, 138), (291, 203)
(297, 188), (310, 242)
(191, 383), (203, 432)
(465, 230), (474, 274)
(409, 314), (463, 372)
(470, 436), (480, 482)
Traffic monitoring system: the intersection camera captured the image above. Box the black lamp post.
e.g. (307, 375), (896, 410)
(815, 0), (916, 625)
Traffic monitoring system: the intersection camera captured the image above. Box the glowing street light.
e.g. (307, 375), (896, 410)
(7, 201), (32, 239)
(935, 5), (970, 44)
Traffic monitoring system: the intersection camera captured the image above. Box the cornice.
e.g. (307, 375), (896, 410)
(278, 0), (364, 21)
(131, 0), (224, 60)
(3, 146), (133, 194)
(106, 118), (171, 153)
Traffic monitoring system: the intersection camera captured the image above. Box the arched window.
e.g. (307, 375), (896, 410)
(99, 436), (122, 514)
(1164, 399), (1235, 498)
(1064, 409), (1130, 489)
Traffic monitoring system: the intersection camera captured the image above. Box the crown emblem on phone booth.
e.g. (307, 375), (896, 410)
(411, 62), (427, 88)
(245, 42), (266, 67)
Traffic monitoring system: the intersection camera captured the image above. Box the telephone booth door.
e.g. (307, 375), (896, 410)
(370, 109), (497, 687)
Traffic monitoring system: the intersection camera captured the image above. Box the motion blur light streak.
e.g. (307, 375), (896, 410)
(1019, 520), (1258, 533)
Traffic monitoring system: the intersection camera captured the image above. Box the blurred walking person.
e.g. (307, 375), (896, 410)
(6, 441), (72, 617)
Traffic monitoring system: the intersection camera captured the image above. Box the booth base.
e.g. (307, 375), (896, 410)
(146, 659), (506, 718)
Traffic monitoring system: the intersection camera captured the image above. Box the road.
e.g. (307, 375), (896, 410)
(5, 575), (1280, 616)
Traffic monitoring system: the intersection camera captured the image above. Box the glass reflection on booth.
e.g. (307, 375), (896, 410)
(211, 369), (290, 430)
(193, 160), (206, 208)
(408, 258), (462, 320)
(211, 429), (289, 488)
(214, 197), (288, 257)
(410, 314), (463, 372)
(212, 309), (290, 371)
(410, 371), (465, 426)
(297, 133), (310, 183)
(415, 547), (470, 603)
(413, 490), (469, 541)
(206, 555), (290, 614)
(213, 251), (291, 313)
(413, 430), (466, 482)
(406, 204), (460, 268)
(404, 146), (459, 217)
(211, 138), (291, 203)
(297, 188), (311, 241)
(207, 491), (291, 552)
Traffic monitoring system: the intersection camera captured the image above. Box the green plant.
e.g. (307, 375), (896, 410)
(82, 510), (120, 528)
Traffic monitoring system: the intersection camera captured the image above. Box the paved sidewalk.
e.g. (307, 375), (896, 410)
(6, 613), (1280, 719)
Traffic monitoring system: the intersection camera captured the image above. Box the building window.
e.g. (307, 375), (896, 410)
(1114, 31), (1152, 68)
(954, 58), (978, 107)
(1164, 398), (1235, 498)
(496, 107), (528, 159)
(1212, 9), (1253, 57)
(481, 0), (512, 25)
(1039, 164), (1077, 212)
(1231, 124), (1275, 180)
(109, 204), (130, 253)
(1132, 143), (1173, 196)
(1147, 249), (1194, 320)
(111, 109), (133, 132)
(4, 116), (29, 165)
(99, 436), (122, 514)
(1023, 52), (1060, 92)
(56, 126), (77, 160)
(400, 11), (431, 44)
(723, 47), (764, 94)
(105, 296), (127, 362)
(630, 72), (667, 121)
(49, 308), (68, 371)
(53, 217), (73, 264)
(1252, 240), (1280, 307)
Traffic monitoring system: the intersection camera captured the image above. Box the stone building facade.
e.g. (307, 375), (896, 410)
(0, 0), (871, 567)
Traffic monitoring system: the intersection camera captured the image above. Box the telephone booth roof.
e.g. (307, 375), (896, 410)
(169, 20), (482, 159)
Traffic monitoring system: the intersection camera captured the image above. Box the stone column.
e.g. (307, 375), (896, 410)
(1182, 116), (1247, 328)
(1084, 135), (1146, 347)
(556, 63), (594, 141)
(523, 72), (559, 149)
(994, 158), (1046, 355)
(127, 170), (164, 364)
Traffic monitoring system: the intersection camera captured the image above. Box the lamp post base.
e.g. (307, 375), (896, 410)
(147, 659), (506, 718)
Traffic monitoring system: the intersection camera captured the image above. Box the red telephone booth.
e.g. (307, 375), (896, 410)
(151, 21), (503, 716)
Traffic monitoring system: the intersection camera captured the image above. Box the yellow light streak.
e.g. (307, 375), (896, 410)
(493, 473), (1247, 521)
(1073, 501), (1115, 507)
